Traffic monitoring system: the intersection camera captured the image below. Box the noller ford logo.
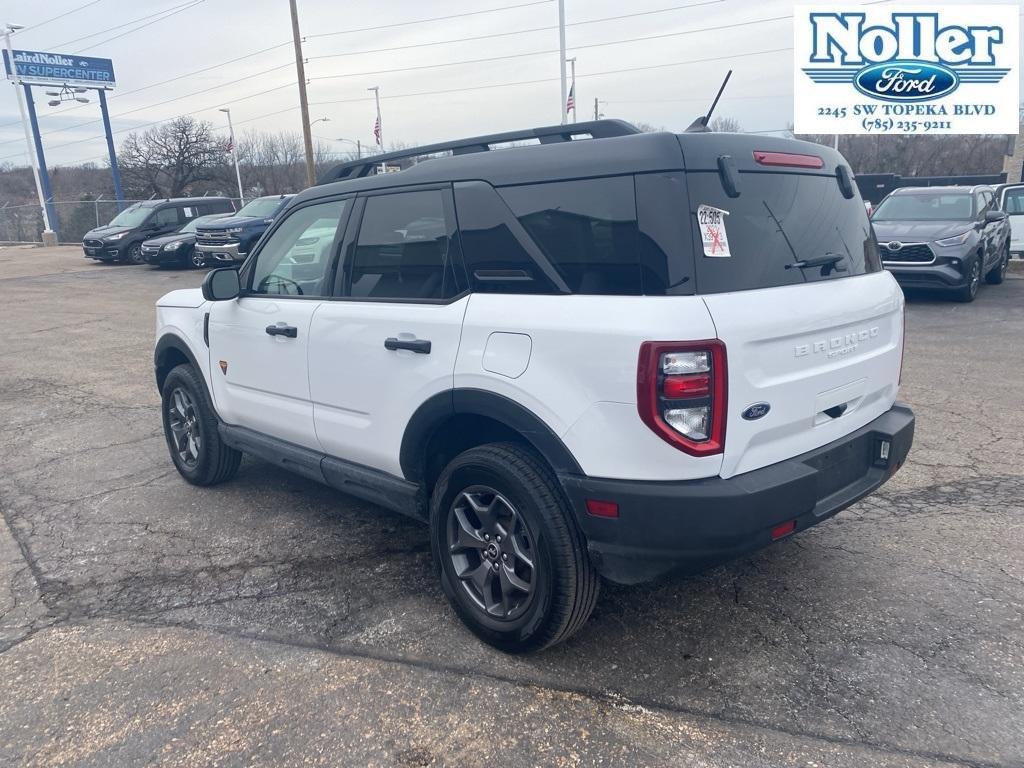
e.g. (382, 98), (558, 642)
(794, 5), (1019, 135)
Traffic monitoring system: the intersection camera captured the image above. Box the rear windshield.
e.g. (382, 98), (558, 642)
(686, 171), (881, 294)
(872, 192), (974, 221)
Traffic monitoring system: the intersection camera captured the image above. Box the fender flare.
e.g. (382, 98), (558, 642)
(154, 333), (210, 400)
(399, 388), (583, 482)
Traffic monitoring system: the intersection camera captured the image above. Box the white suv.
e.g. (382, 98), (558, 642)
(154, 121), (914, 652)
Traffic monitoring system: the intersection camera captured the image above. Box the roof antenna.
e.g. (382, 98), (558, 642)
(685, 70), (732, 133)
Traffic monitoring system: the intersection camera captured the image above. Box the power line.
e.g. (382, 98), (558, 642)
(21, 0), (106, 34)
(0, 80), (296, 161)
(307, 0), (554, 39)
(0, 61), (294, 147)
(311, 46), (792, 107)
(76, 0), (206, 54)
(308, 0), (724, 60)
(51, 0), (201, 50)
(312, 15), (791, 81)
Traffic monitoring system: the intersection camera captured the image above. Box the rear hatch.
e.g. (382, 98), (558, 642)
(678, 134), (903, 479)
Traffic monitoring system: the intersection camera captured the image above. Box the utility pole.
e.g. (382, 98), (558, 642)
(289, 0), (316, 187)
(3, 23), (55, 245)
(219, 108), (245, 206)
(557, 0), (567, 125)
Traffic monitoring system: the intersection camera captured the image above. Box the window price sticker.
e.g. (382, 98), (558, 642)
(698, 205), (731, 258)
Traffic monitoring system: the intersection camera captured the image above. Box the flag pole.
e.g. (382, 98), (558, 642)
(568, 57), (577, 123)
(558, 0), (567, 125)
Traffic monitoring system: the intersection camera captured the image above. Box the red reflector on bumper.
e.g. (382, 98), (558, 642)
(771, 520), (797, 540)
(586, 499), (619, 518)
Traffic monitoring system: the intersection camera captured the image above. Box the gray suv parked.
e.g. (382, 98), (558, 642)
(871, 185), (1011, 302)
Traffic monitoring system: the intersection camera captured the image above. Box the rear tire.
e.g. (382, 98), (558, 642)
(955, 256), (981, 302)
(985, 244), (1009, 285)
(430, 442), (599, 653)
(161, 364), (241, 486)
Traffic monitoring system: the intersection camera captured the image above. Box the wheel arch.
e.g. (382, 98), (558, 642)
(401, 389), (583, 491)
(155, 333), (207, 396)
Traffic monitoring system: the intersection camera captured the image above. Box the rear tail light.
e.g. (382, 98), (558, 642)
(637, 340), (727, 456)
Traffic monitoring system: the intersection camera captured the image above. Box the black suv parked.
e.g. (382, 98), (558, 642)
(83, 197), (235, 264)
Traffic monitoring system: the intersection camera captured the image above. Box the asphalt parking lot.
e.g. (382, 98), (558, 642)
(0, 246), (1022, 768)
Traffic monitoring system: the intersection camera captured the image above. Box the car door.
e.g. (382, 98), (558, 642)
(308, 186), (469, 477)
(208, 196), (352, 450)
(150, 205), (184, 237)
(977, 189), (998, 270)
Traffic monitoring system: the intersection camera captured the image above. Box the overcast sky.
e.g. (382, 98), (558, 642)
(0, 0), (1022, 168)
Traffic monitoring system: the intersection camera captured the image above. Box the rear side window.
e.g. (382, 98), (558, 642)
(499, 177), (643, 295)
(685, 171), (881, 294)
(152, 207), (180, 226)
(343, 190), (457, 301)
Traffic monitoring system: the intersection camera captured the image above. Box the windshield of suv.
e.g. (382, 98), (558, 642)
(236, 197), (285, 218)
(872, 192), (974, 221)
(107, 204), (152, 228)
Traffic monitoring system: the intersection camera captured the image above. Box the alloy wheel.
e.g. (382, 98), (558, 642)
(167, 387), (202, 468)
(191, 252), (205, 268)
(128, 243), (144, 264)
(447, 486), (536, 620)
(969, 260), (980, 296)
(1001, 249), (1009, 279)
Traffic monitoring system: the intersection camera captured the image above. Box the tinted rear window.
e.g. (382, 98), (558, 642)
(686, 171), (881, 294)
(499, 177), (643, 295)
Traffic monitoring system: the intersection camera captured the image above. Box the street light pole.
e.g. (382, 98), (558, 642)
(3, 23), (55, 244)
(288, 0), (316, 188)
(557, 0), (567, 125)
(219, 108), (245, 207)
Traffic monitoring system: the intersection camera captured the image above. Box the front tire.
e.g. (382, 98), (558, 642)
(161, 364), (241, 486)
(430, 443), (599, 653)
(955, 256), (981, 302)
(125, 242), (144, 264)
(985, 244), (1009, 285)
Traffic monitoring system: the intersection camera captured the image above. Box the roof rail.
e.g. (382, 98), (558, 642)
(316, 119), (641, 185)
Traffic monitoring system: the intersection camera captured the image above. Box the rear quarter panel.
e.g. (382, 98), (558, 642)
(456, 293), (725, 481)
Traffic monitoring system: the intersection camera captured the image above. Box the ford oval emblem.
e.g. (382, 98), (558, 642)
(854, 60), (959, 103)
(742, 403), (771, 421)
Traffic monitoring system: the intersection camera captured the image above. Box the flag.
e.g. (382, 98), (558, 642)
(373, 114), (382, 146)
(566, 82), (575, 114)
(225, 136), (234, 155)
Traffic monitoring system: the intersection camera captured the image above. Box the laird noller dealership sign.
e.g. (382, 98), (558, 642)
(2, 49), (116, 89)
(794, 5), (1019, 134)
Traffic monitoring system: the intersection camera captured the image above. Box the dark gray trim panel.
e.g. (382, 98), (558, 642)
(219, 424), (425, 521)
(400, 389), (583, 482)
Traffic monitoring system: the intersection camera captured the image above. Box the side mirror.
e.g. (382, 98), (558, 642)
(985, 209), (1007, 222)
(202, 267), (241, 301)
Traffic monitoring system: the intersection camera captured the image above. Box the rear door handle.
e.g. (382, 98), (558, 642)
(384, 337), (431, 354)
(265, 324), (298, 338)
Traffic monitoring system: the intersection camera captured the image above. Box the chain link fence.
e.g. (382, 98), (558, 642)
(0, 198), (243, 245)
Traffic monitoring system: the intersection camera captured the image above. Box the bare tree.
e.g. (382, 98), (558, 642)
(119, 117), (227, 197)
(709, 116), (742, 133)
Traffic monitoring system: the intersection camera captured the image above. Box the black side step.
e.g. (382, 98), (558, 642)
(219, 424), (425, 521)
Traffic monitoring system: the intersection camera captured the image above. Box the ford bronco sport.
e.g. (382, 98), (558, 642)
(154, 120), (914, 652)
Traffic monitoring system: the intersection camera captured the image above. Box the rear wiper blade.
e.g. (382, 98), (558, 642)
(785, 253), (847, 270)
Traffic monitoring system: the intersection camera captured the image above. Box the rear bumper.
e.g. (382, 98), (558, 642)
(559, 403), (914, 584)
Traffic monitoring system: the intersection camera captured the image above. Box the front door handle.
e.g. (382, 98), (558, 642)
(384, 337), (431, 354)
(266, 324), (298, 338)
